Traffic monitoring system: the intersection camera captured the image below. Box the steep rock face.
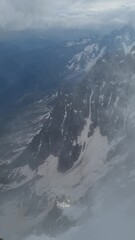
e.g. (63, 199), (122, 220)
(7, 40), (135, 175)
(11, 84), (90, 171)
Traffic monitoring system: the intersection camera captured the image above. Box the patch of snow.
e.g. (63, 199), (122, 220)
(131, 50), (135, 55)
(85, 47), (106, 71)
(125, 33), (130, 42)
(35, 127), (112, 203)
(99, 95), (104, 101)
(38, 99), (43, 104)
(65, 39), (90, 48)
(77, 117), (91, 146)
(66, 44), (103, 73)
(114, 96), (120, 108)
(84, 44), (96, 52)
(120, 60), (125, 63)
(102, 81), (106, 88)
(108, 92), (112, 105)
(122, 42), (135, 55)
(73, 140), (77, 146)
(56, 201), (70, 209)
(61, 106), (68, 135)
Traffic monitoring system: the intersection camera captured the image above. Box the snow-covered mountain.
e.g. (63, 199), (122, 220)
(65, 26), (135, 73)
(1, 26), (135, 240)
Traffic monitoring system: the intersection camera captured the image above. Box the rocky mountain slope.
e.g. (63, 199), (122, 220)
(1, 26), (135, 240)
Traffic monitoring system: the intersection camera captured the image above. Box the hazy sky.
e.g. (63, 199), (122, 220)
(0, 0), (135, 31)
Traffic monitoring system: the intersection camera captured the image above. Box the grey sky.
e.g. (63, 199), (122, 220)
(0, 0), (135, 31)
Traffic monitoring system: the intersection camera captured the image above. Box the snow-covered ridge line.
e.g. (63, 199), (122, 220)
(65, 27), (135, 74)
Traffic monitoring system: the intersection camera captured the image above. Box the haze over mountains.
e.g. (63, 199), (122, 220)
(1, 25), (135, 240)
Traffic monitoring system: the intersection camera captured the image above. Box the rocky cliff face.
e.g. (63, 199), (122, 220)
(11, 30), (135, 173)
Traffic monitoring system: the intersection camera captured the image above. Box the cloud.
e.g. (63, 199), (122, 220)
(0, 0), (135, 31)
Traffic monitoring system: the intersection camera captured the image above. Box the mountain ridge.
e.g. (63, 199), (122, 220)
(1, 25), (135, 239)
